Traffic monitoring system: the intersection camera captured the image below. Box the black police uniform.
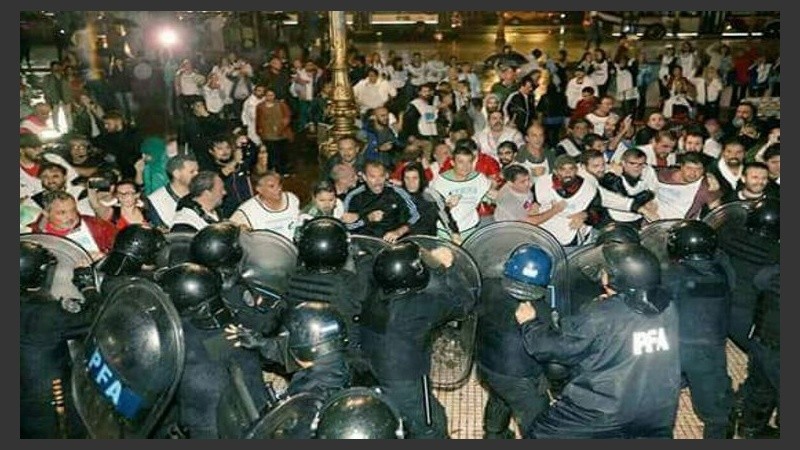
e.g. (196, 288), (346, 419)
(739, 264), (780, 438)
(520, 293), (681, 438)
(360, 266), (476, 439)
(175, 316), (268, 438)
(717, 227), (780, 350)
(475, 279), (549, 439)
(20, 289), (100, 438)
(663, 254), (735, 438)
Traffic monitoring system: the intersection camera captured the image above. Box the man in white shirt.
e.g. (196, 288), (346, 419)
(145, 154), (199, 230)
(431, 144), (494, 241)
(241, 84), (266, 145)
(353, 68), (397, 116)
(171, 171), (226, 232)
(230, 171), (301, 241)
(474, 110), (525, 162)
(565, 67), (598, 110)
(585, 95), (618, 137)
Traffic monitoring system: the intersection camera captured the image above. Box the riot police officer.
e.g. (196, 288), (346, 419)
(715, 199), (780, 350)
(20, 241), (98, 438)
(594, 221), (641, 246)
(663, 220), (735, 438)
(287, 217), (377, 384)
(516, 243), (681, 438)
(226, 301), (352, 400)
(476, 244), (551, 439)
(737, 263), (780, 438)
(360, 241), (477, 439)
(157, 263), (268, 438)
(96, 224), (166, 292)
(190, 222), (284, 335)
(312, 387), (406, 439)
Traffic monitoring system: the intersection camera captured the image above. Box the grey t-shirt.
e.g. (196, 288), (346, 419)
(494, 183), (534, 222)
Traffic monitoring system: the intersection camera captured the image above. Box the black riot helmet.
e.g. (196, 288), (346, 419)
(595, 222), (641, 246)
(667, 220), (717, 261)
(156, 263), (231, 329)
(20, 241), (57, 291)
(312, 387), (405, 439)
(601, 243), (667, 315)
(296, 217), (350, 273)
(284, 301), (348, 364)
(190, 222), (243, 270)
(373, 241), (430, 295)
(98, 225), (167, 276)
(746, 198), (780, 240)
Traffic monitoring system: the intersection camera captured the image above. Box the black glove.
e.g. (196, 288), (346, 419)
(224, 324), (270, 349)
(631, 190), (656, 212)
(72, 267), (96, 292)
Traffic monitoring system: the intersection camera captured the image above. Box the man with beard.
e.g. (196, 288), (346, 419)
(723, 101), (764, 141)
(474, 110), (525, 163)
(323, 136), (367, 182)
(230, 171), (301, 239)
(529, 155), (603, 247)
(636, 130), (678, 169)
(93, 111), (142, 180)
(707, 139), (746, 199)
(207, 135), (254, 218)
(171, 171), (226, 232)
(653, 153), (722, 220)
(556, 118), (590, 158)
(599, 148), (659, 228)
(400, 82), (439, 143)
(241, 84), (266, 146)
(145, 154), (199, 230)
(342, 161), (419, 243)
(721, 162), (773, 204)
(497, 141), (521, 171)
(633, 112), (666, 147)
(761, 145), (780, 200)
(63, 134), (106, 180)
(363, 106), (401, 170)
(680, 129), (716, 170)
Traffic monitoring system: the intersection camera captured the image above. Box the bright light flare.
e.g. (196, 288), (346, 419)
(158, 28), (178, 47)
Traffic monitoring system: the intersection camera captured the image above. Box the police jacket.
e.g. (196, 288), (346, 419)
(519, 292), (681, 424)
(717, 228), (780, 311)
(751, 264), (780, 348)
(360, 266), (476, 381)
(662, 254), (734, 346)
(475, 279), (545, 378)
(285, 351), (351, 400)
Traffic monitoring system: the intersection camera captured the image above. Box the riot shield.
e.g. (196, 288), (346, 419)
(349, 234), (389, 259)
(70, 278), (185, 438)
(702, 200), (756, 232)
(639, 219), (683, 263)
(461, 221), (570, 317)
(400, 235), (481, 389)
(566, 245), (607, 315)
(217, 363), (273, 439)
(153, 231), (196, 268)
(239, 230), (298, 296)
(20, 233), (97, 303)
(243, 392), (325, 439)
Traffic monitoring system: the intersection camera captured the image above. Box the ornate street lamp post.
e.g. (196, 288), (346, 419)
(495, 11), (506, 48)
(319, 11), (358, 161)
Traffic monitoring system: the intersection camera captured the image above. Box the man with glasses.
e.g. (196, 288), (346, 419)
(599, 148), (659, 228)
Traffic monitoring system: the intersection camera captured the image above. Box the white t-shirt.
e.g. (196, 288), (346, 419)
(431, 171), (492, 232)
(230, 192), (301, 240)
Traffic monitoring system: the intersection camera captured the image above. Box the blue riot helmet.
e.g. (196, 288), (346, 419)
(502, 244), (553, 301)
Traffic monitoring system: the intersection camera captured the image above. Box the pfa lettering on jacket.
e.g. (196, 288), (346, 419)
(632, 327), (670, 356)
